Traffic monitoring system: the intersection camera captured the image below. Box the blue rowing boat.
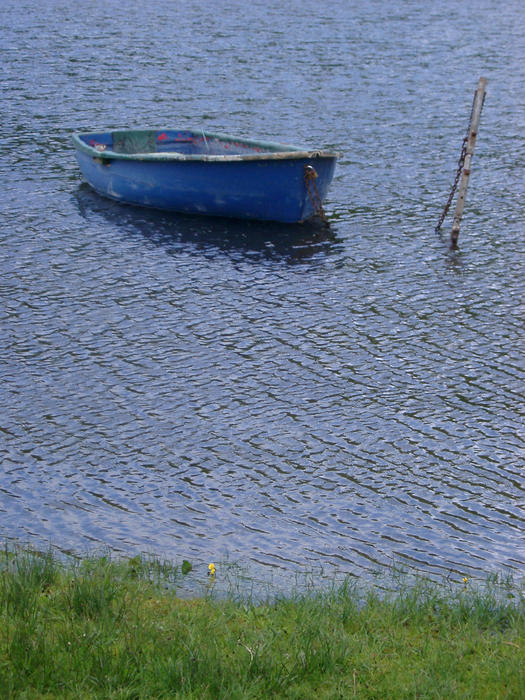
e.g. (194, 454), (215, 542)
(72, 129), (339, 223)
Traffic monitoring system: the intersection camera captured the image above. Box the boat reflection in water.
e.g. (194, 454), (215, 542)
(73, 184), (339, 265)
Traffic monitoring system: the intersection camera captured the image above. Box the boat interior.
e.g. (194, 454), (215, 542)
(81, 130), (285, 157)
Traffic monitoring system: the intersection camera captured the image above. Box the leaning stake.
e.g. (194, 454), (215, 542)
(450, 77), (487, 249)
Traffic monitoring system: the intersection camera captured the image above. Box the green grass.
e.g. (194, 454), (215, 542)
(1, 547), (523, 699)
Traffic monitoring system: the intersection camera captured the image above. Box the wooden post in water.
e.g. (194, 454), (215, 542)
(450, 77), (487, 249)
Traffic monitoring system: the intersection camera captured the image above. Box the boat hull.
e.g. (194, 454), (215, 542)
(73, 130), (338, 223)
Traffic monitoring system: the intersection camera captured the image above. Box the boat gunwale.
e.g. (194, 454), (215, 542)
(72, 130), (342, 163)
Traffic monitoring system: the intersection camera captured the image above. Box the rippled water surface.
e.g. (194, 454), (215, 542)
(1, 0), (524, 591)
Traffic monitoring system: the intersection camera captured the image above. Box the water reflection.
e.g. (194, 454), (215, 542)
(73, 185), (339, 265)
(1, 0), (524, 593)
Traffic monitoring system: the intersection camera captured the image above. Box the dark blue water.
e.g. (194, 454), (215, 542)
(1, 0), (524, 592)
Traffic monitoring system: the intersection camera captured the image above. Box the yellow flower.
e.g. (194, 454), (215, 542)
(462, 577), (469, 584)
(208, 563), (216, 576)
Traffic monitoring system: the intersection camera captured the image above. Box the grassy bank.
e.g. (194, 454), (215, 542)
(1, 548), (523, 699)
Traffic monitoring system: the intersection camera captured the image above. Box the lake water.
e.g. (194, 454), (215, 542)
(1, 0), (524, 593)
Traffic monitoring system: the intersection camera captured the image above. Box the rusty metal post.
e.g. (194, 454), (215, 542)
(450, 77), (487, 249)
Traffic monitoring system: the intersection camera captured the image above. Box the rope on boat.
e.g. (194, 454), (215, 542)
(304, 165), (328, 223)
